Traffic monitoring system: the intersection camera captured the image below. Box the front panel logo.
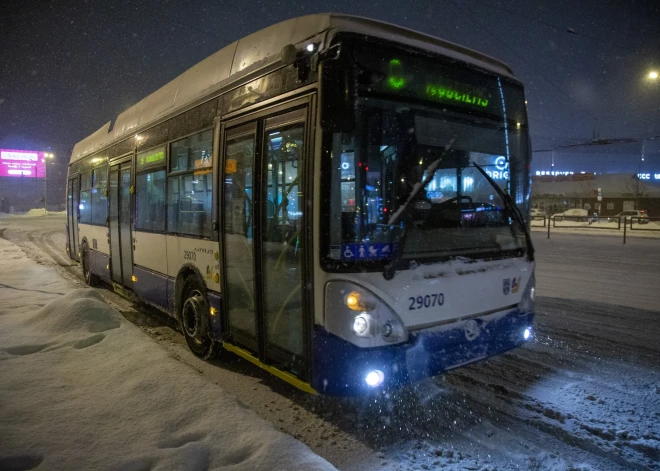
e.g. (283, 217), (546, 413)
(503, 277), (521, 295)
(511, 277), (521, 294)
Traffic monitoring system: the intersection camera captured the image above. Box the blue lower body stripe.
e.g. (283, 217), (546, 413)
(312, 308), (534, 396)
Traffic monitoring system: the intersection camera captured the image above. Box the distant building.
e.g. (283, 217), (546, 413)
(531, 173), (660, 216)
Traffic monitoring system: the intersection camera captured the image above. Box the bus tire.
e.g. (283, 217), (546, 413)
(81, 242), (99, 287)
(180, 276), (222, 360)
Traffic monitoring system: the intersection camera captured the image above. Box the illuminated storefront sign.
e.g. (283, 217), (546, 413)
(485, 156), (509, 180)
(637, 173), (660, 180)
(535, 170), (574, 176)
(0, 149), (45, 178)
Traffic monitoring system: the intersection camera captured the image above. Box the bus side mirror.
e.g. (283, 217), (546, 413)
(319, 51), (355, 133)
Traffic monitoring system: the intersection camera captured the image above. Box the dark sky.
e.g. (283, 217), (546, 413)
(1, 0), (659, 165)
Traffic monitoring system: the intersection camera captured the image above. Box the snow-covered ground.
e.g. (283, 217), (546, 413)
(0, 236), (334, 470)
(1, 214), (659, 470)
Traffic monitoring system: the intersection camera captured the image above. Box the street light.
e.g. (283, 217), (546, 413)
(649, 71), (659, 80)
(42, 152), (55, 212)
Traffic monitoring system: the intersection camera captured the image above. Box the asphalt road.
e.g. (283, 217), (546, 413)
(533, 232), (660, 312)
(1, 215), (659, 470)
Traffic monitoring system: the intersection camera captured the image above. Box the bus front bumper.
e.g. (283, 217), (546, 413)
(312, 308), (534, 396)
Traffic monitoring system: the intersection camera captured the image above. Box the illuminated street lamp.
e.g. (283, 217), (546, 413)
(42, 152), (55, 211)
(649, 71), (659, 80)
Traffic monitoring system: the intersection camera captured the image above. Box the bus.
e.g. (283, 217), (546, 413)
(66, 14), (535, 396)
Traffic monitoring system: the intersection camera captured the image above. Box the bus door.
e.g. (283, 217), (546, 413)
(222, 102), (311, 382)
(67, 175), (80, 261)
(108, 160), (134, 287)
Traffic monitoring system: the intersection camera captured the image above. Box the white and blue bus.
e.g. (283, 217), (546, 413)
(66, 14), (535, 396)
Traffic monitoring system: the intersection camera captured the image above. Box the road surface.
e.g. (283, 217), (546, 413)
(1, 214), (658, 470)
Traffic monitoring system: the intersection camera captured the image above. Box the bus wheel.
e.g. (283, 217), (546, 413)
(180, 276), (222, 360)
(81, 243), (99, 287)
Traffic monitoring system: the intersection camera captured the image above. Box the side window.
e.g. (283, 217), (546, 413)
(167, 131), (213, 236)
(136, 147), (166, 232)
(91, 166), (108, 225)
(135, 169), (166, 231)
(79, 171), (92, 224)
(224, 135), (255, 236)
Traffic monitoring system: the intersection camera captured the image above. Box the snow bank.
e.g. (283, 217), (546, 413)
(24, 208), (48, 216)
(0, 238), (335, 471)
(0, 208), (66, 218)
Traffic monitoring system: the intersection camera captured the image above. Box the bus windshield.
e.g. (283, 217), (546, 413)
(324, 94), (530, 268)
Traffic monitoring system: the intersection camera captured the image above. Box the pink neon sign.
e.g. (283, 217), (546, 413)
(0, 149), (46, 179)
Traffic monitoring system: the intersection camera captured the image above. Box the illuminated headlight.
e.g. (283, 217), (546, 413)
(353, 313), (373, 337)
(523, 327), (532, 340)
(518, 274), (536, 313)
(365, 370), (384, 387)
(326, 281), (408, 348)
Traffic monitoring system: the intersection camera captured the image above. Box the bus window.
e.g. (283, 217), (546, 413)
(224, 132), (257, 340)
(167, 130), (213, 236)
(262, 124), (305, 357)
(79, 171), (92, 224)
(91, 166), (108, 225)
(135, 169), (166, 232)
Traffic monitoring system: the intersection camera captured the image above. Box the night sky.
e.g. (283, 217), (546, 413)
(1, 0), (659, 174)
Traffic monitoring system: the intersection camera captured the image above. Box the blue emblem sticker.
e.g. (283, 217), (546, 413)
(341, 243), (395, 260)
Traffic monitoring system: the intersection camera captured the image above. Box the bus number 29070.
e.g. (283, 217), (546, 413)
(409, 293), (445, 310)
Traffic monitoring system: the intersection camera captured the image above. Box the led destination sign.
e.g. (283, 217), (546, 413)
(382, 58), (492, 110)
(425, 84), (489, 108)
(355, 47), (498, 113)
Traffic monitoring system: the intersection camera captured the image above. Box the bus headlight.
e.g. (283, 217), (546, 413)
(365, 370), (385, 387)
(518, 274), (535, 314)
(325, 281), (408, 347)
(353, 313), (374, 337)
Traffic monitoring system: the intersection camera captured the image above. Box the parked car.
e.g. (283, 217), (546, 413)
(607, 210), (649, 224)
(553, 208), (588, 221)
(530, 208), (547, 218)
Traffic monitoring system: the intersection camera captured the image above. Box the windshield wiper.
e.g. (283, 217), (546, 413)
(472, 162), (535, 261)
(387, 137), (456, 227)
(383, 138), (456, 280)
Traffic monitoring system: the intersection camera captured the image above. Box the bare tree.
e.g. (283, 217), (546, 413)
(579, 181), (598, 199)
(624, 175), (650, 210)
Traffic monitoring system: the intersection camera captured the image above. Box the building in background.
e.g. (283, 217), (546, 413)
(531, 173), (660, 217)
(530, 138), (660, 216)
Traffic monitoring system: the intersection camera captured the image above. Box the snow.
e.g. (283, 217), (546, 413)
(0, 236), (334, 471)
(0, 208), (66, 218)
(2, 211), (659, 470)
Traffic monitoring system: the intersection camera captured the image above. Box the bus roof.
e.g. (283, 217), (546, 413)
(70, 13), (516, 164)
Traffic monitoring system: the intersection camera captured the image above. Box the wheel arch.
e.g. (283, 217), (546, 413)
(174, 263), (208, 322)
